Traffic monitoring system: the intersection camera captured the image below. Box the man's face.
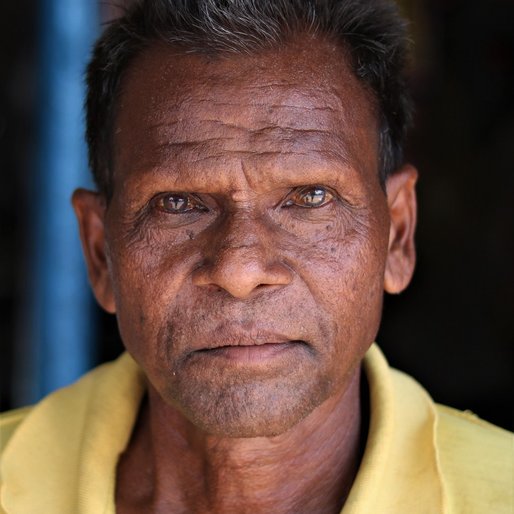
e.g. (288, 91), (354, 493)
(75, 39), (416, 437)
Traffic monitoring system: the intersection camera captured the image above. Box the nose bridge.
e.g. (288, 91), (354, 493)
(210, 209), (273, 280)
(193, 209), (292, 298)
(217, 210), (265, 254)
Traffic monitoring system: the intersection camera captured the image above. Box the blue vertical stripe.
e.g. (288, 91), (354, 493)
(13, 0), (99, 405)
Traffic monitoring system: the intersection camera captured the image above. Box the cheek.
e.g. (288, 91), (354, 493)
(287, 209), (389, 341)
(105, 227), (203, 361)
(109, 219), (198, 294)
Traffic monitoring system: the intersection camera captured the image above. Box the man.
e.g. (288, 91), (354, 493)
(1, 0), (512, 512)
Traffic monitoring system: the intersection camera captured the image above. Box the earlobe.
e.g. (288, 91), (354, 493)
(384, 164), (418, 294)
(72, 189), (116, 313)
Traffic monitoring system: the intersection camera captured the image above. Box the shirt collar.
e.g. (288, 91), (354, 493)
(344, 345), (446, 513)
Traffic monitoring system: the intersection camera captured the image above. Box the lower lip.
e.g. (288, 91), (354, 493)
(196, 342), (298, 363)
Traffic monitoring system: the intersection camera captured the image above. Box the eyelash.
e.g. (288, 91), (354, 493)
(150, 186), (336, 214)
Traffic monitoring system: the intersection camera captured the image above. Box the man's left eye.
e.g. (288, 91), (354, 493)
(284, 186), (334, 208)
(152, 192), (207, 213)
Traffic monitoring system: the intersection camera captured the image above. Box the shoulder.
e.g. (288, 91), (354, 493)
(0, 361), (108, 455)
(434, 404), (513, 513)
(0, 355), (135, 456)
(386, 361), (513, 513)
(0, 363), (106, 469)
(0, 354), (144, 514)
(0, 407), (33, 514)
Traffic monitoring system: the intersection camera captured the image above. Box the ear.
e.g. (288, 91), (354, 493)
(384, 164), (418, 294)
(72, 189), (116, 313)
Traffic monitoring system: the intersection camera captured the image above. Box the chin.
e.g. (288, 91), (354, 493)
(165, 373), (332, 439)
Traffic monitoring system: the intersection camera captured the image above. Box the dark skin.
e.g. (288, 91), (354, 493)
(73, 37), (417, 513)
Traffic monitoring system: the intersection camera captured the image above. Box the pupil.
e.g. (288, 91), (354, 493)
(305, 189), (324, 205)
(166, 195), (186, 211)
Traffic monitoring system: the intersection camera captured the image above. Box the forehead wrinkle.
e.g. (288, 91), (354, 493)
(148, 103), (344, 136)
(144, 80), (352, 132)
(150, 123), (339, 142)
(122, 148), (356, 198)
(114, 40), (380, 197)
(141, 112), (354, 162)
(120, 112), (357, 190)
(147, 133), (353, 172)
(151, 128), (349, 152)
(116, 109), (371, 193)
(183, 99), (344, 123)
(190, 89), (344, 110)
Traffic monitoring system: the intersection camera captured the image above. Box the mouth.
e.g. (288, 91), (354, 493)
(189, 327), (309, 364)
(195, 341), (302, 362)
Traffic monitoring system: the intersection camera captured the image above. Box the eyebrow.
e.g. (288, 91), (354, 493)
(121, 151), (360, 197)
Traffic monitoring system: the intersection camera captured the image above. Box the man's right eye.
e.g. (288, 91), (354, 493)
(152, 193), (207, 214)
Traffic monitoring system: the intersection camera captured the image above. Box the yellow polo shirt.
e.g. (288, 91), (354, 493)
(1, 345), (512, 513)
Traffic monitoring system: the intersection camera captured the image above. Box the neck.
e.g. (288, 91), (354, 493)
(116, 367), (365, 514)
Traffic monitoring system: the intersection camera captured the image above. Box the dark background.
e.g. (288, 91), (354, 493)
(1, 0), (513, 430)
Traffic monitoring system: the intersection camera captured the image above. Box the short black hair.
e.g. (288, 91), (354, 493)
(86, 0), (413, 197)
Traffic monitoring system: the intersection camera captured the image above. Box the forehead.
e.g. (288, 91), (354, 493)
(113, 38), (379, 190)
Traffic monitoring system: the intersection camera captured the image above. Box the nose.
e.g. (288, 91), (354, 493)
(192, 215), (293, 299)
